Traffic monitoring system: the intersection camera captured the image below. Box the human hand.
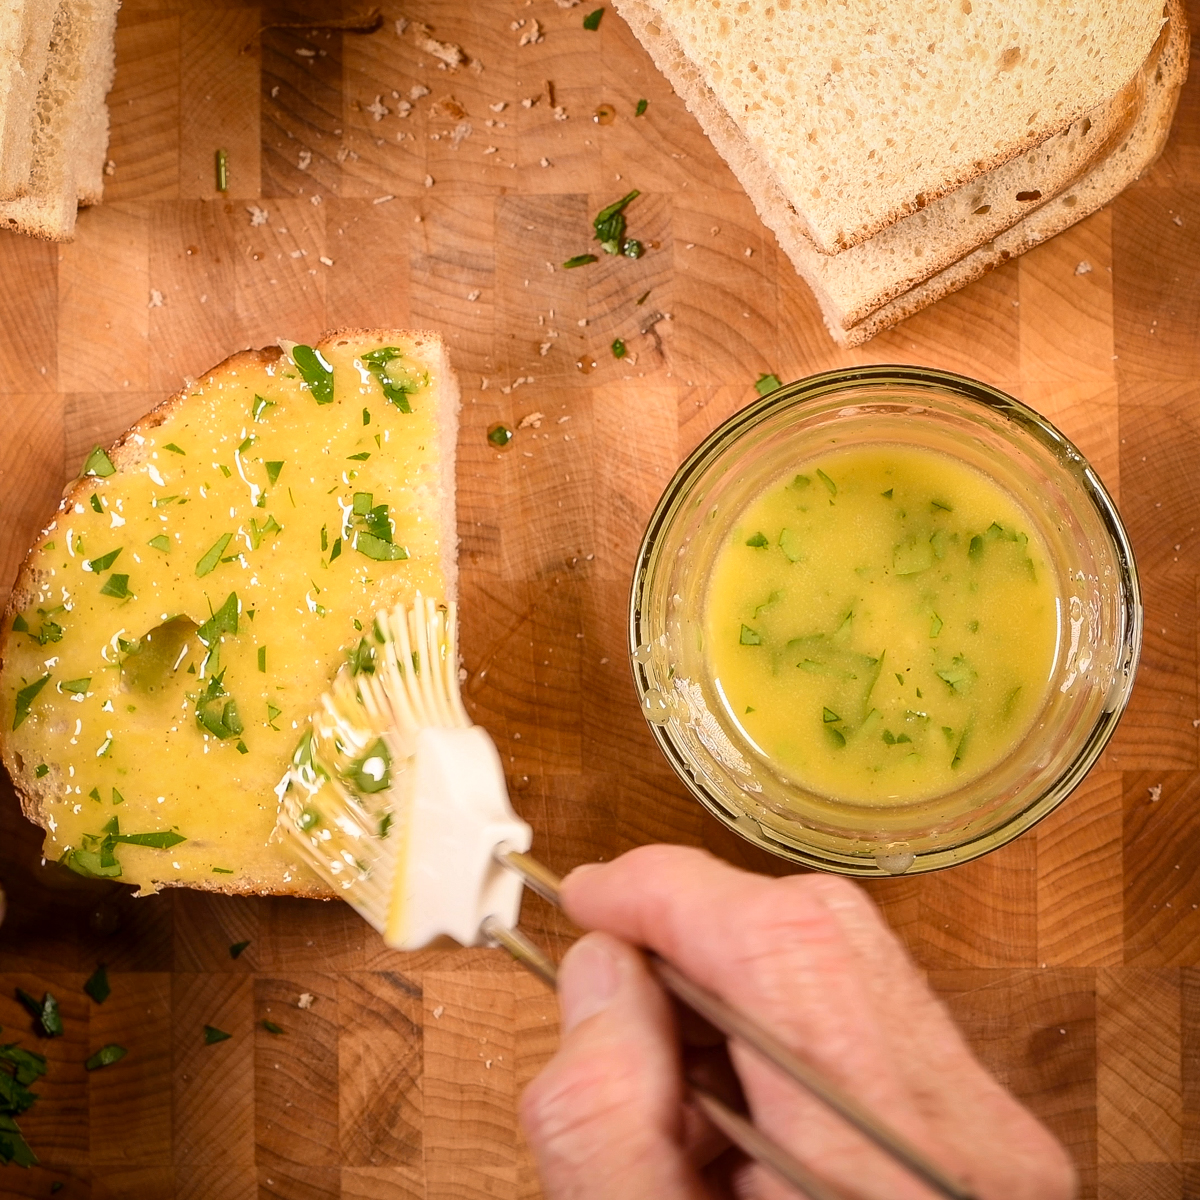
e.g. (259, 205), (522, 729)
(519, 845), (1076, 1200)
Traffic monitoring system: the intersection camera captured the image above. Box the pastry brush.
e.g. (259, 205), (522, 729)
(274, 596), (974, 1200)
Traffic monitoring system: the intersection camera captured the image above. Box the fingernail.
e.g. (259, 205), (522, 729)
(559, 934), (619, 1033)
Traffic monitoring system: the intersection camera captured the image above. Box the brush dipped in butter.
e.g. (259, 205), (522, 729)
(277, 596), (531, 949)
(0, 330), (459, 896)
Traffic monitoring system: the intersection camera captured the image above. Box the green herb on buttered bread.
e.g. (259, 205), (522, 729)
(0, 329), (459, 896)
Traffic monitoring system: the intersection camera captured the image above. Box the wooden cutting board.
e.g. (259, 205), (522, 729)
(0, 1), (1198, 1196)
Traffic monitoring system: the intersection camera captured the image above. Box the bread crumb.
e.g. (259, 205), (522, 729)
(246, 205), (269, 226)
(483, 145), (498, 155)
(744, 247), (753, 257)
(577, 318), (587, 327)
(410, 84), (430, 101)
(424, 175), (435, 188)
(467, 289), (481, 301)
(297, 992), (315, 1009)
(310, 195), (322, 206)
(104, 159), (116, 176)
(365, 95), (390, 121)
(319, 256), (334, 267)
(539, 342), (552, 356)
(521, 97), (536, 108)
(490, 101), (507, 112)
(518, 411), (545, 429)
(1074, 261), (1093, 275)
(295, 47), (315, 58)
(553, 106), (568, 121)
(395, 17), (409, 35)
(1173, 214), (1184, 227)
(373, 194), (395, 204)
(148, 289), (164, 309)
(518, 18), (544, 44)
(432, 1004), (445, 1019)
(540, 156), (551, 168)
(297, 149), (312, 171)
(416, 33), (465, 68)
(1149, 784), (1162, 802)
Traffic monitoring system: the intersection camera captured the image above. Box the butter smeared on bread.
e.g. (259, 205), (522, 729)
(0, 330), (459, 896)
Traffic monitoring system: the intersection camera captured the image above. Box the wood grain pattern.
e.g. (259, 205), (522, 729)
(0, 0), (1197, 1196)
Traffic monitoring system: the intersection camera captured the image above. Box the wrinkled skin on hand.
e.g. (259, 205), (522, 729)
(520, 845), (1076, 1200)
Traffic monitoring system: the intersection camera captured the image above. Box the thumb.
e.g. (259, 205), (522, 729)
(520, 932), (711, 1200)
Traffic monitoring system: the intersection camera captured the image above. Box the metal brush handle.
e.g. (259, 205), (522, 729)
(489, 848), (975, 1200)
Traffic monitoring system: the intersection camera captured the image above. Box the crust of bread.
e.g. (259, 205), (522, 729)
(1, 330), (459, 898)
(837, 0), (1189, 347)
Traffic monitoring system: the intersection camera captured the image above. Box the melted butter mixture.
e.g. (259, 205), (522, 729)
(2, 339), (449, 892)
(703, 445), (1061, 806)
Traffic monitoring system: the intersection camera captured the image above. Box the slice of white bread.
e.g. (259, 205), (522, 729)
(838, 0), (1188, 347)
(0, 0), (59, 201)
(0, 0), (118, 240)
(617, 0), (1158, 333)
(616, 0), (1166, 255)
(0, 330), (459, 897)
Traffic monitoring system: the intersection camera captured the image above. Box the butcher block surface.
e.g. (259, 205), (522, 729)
(1, 1), (1199, 1197)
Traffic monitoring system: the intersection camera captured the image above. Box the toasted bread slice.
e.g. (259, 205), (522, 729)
(615, 0), (1166, 254)
(838, 0), (1188, 347)
(0, 331), (459, 897)
(0, 0), (118, 240)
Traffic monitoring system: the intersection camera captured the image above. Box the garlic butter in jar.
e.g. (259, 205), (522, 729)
(630, 367), (1141, 876)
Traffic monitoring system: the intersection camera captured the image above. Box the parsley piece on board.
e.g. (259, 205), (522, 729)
(204, 1026), (232, 1045)
(754, 373), (782, 396)
(84, 1044), (127, 1070)
(562, 253), (597, 269)
(84, 966), (110, 1005)
(229, 941), (250, 960)
(15, 991), (63, 1038)
(262, 1020), (284, 1035)
(583, 7), (603, 29)
(635, 98), (648, 116)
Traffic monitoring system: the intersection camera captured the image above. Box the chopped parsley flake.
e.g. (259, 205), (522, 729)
(265, 461), (284, 486)
(15, 990), (62, 1038)
(754, 373), (782, 396)
(90, 493), (103, 513)
(593, 190), (640, 256)
(229, 941), (250, 960)
(611, 338), (627, 359)
(82, 446), (116, 478)
(563, 253), (597, 269)
(212, 867), (233, 874)
(112, 788), (125, 805)
(85, 1044), (127, 1070)
(99, 574), (131, 599)
(84, 966), (110, 1005)
(163, 443), (186, 455)
(739, 624), (762, 646)
(148, 534), (171, 552)
(196, 533), (233, 577)
(583, 7), (603, 30)
(487, 424), (513, 447)
(59, 677), (90, 695)
(291, 344), (335, 404)
(262, 1020), (284, 1035)
(87, 548), (122, 573)
(347, 451), (370, 461)
(636, 98), (648, 116)
(34, 764), (48, 778)
(744, 532), (768, 548)
(12, 675), (50, 730)
(252, 394), (275, 421)
(362, 347), (426, 414)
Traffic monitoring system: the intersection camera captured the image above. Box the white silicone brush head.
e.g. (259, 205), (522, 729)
(275, 596), (531, 949)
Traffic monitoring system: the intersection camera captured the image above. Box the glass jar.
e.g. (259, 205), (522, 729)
(629, 366), (1141, 876)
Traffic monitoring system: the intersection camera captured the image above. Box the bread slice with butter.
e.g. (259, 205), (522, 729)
(0, 330), (459, 897)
